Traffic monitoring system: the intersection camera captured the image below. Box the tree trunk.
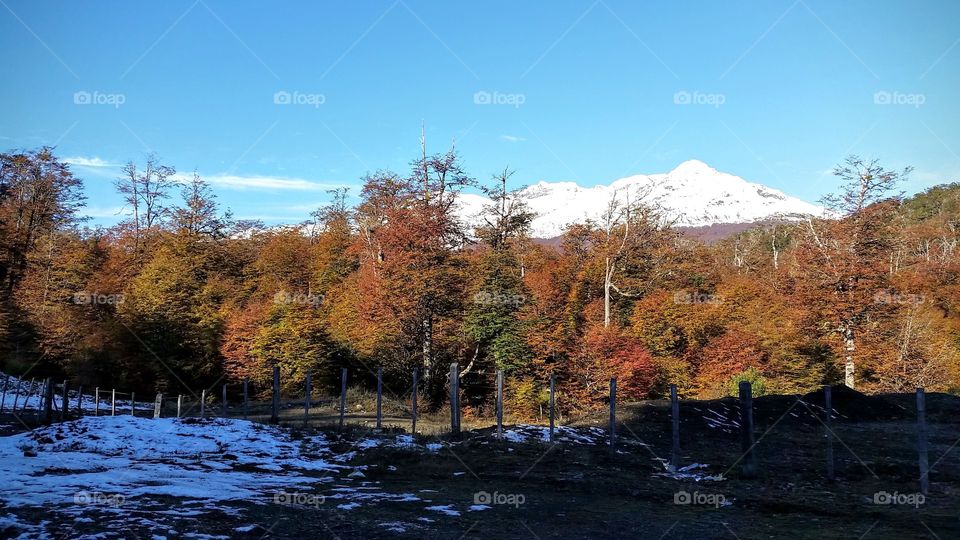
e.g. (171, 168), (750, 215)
(843, 326), (855, 389)
(603, 257), (613, 328)
(421, 312), (434, 387)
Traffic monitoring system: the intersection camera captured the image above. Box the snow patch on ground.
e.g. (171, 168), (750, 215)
(500, 424), (605, 444)
(425, 504), (461, 516)
(654, 462), (726, 482)
(0, 416), (345, 536)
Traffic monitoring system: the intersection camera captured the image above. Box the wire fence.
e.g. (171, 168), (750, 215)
(0, 368), (943, 497)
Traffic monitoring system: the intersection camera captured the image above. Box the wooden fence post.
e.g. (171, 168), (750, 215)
(43, 379), (54, 425)
(200, 389), (206, 418)
(609, 378), (617, 446)
(111, 389), (116, 416)
(177, 395), (182, 418)
(30, 381), (43, 420)
(824, 386), (835, 482)
(670, 384), (680, 469)
(60, 380), (69, 422)
(0, 374), (8, 414)
(20, 379), (35, 413)
(16, 379), (28, 414)
(739, 381), (757, 478)
(76, 386), (83, 417)
(338, 367), (347, 430)
(304, 371), (311, 426)
(376, 367), (383, 430)
(154, 393), (162, 419)
(11, 378), (21, 412)
(549, 375), (556, 441)
(222, 384), (228, 418)
(40, 379), (51, 424)
(270, 366), (280, 424)
(94, 388), (100, 417)
(242, 378), (249, 420)
(917, 388), (929, 495)
(496, 369), (503, 439)
(449, 363), (460, 436)
(130, 392), (135, 416)
(411, 368), (418, 434)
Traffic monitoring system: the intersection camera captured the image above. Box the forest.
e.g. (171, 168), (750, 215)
(1, 146), (958, 418)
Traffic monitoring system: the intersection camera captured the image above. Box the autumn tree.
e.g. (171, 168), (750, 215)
(593, 189), (673, 327)
(172, 173), (230, 238)
(794, 156), (911, 388)
(464, 169), (535, 378)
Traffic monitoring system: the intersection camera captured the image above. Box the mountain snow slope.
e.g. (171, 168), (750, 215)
(456, 160), (826, 238)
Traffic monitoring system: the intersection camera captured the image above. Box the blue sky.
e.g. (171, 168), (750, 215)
(1, 0), (958, 225)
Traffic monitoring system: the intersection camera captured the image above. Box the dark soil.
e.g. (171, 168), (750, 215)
(4, 388), (959, 539)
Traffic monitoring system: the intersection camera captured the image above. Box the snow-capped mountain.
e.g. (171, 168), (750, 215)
(457, 160), (826, 238)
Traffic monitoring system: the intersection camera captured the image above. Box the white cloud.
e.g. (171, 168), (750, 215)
(64, 156), (121, 168)
(193, 174), (351, 191)
(63, 157), (352, 192)
(499, 135), (527, 143)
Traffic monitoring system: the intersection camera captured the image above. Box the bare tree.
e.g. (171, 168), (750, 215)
(596, 186), (672, 327)
(172, 172), (229, 238)
(115, 154), (175, 252)
(477, 168), (535, 254)
(821, 155), (910, 216)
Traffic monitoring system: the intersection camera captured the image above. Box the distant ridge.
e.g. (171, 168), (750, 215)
(457, 160), (826, 239)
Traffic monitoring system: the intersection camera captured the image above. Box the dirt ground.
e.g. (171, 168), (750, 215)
(5, 387), (960, 539)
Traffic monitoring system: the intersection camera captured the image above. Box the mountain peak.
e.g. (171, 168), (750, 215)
(670, 159), (715, 174)
(456, 162), (826, 238)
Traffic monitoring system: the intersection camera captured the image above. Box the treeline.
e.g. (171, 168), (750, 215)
(1, 147), (958, 417)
